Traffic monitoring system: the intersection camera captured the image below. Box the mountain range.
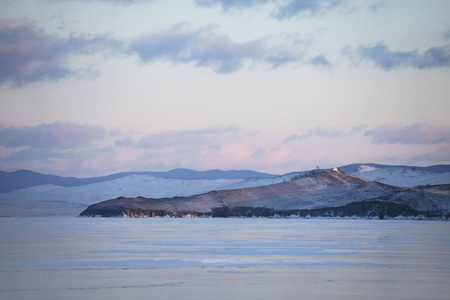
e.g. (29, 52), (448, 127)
(0, 168), (276, 194)
(2, 163), (450, 194)
(1, 163), (450, 218)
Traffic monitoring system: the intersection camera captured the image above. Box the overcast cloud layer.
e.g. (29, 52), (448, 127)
(0, 20), (121, 86)
(0, 0), (449, 176)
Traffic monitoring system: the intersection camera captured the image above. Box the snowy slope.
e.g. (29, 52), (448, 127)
(222, 173), (299, 190)
(0, 175), (240, 217)
(352, 165), (450, 187)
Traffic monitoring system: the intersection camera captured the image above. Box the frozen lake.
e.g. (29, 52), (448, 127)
(1, 218), (449, 300)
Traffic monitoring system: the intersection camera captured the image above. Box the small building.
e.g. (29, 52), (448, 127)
(332, 167), (340, 172)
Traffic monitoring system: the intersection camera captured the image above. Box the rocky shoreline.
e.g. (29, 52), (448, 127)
(80, 200), (449, 220)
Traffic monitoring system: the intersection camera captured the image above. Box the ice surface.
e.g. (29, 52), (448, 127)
(1, 218), (449, 300)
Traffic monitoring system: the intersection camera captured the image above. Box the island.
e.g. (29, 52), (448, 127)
(80, 171), (450, 219)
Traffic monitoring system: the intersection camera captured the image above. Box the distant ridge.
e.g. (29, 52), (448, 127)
(337, 163), (450, 173)
(0, 168), (277, 194)
(1, 164), (449, 194)
(145, 168), (277, 180)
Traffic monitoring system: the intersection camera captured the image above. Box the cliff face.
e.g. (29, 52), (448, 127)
(79, 171), (450, 219)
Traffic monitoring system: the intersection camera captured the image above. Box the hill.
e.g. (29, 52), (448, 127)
(80, 170), (450, 219)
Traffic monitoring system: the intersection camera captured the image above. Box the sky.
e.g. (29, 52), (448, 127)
(0, 0), (449, 177)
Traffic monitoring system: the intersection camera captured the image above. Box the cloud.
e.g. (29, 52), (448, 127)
(445, 31), (450, 40)
(0, 20), (121, 86)
(348, 124), (368, 135)
(407, 147), (450, 163)
(129, 24), (266, 73)
(1, 19), (326, 84)
(196, 0), (342, 18)
(364, 123), (450, 145)
(84, 127), (264, 175)
(96, 0), (151, 3)
(0, 124), (298, 176)
(128, 23), (319, 73)
(354, 42), (450, 70)
(3, 148), (73, 163)
(285, 125), (365, 143)
(115, 126), (251, 149)
(195, 0), (271, 10)
(0, 122), (111, 175)
(129, 24), (263, 73)
(274, 0), (341, 19)
(50, 0), (152, 4)
(0, 122), (107, 149)
(369, 2), (384, 12)
(310, 55), (331, 66)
